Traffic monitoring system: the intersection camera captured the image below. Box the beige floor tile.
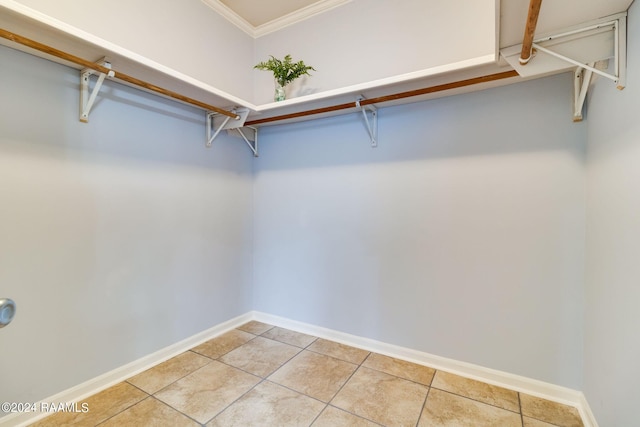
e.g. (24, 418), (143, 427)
(312, 405), (381, 427)
(237, 320), (273, 335)
(154, 360), (260, 424)
(524, 416), (559, 427)
(520, 394), (583, 427)
(206, 380), (325, 427)
(331, 366), (428, 427)
(127, 351), (211, 394)
(30, 382), (147, 427)
(99, 396), (199, 426)
(268, 350), (358, 402)
(362, 353), (435, 386)
(261, 326), (317, 348)
(220, 336), (301, 377)
(430, 370), (520, 412)
(418, 388), (522, 427)
(191, 329), (255, 359)
(308, 339), (370, 364)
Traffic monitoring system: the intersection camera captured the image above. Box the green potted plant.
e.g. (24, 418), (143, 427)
(254, 54), (316, 102)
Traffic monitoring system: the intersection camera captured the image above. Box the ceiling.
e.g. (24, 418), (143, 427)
(219, 0), (322, 27)
(202, 0), (350, 37)
(207, 0), (634, 45)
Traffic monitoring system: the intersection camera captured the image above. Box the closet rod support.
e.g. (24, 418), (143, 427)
(531, 43), (618, 83)
(80, 59), (114, 123)
(573, 64), (594, 122)
(206, 112), (231, 148)
(529, 16), (626, 88)
(236, 126), (258, 157)
(206, 107), (251, 150)
(356, 98), (378, 147)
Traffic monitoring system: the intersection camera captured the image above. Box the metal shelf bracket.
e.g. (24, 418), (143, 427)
(530, 16), (626, 122)
(502, 13), (627, 121)
(530, 16), (626, 90)
(235, 126), (258, 157)
(206, 108), (256, 155)
(356, 97), (378, 147)
(80, 58), (114, 123)
(573, 63), (595, 122)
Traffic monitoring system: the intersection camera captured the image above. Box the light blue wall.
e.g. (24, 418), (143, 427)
(253, 74), (587, 389)
(5, 8), (638, 418)
(584, 3), (640, 426)
(0, 45), (253, 404)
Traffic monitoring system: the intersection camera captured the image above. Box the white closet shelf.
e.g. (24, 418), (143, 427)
(0, 1), (525, 128)
(0, 2), (250, 116)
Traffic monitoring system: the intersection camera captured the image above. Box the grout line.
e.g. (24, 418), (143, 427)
(147, 396), (203, 426)
(415, 383), (432, 427)
(357, 362), (435, 389)
(429, 387), (523, 415)
(325, 354), (369, 407)
(202, 377), (268, 425)
(141, 356), (214, 397)
(429, 370), (525, 415)
(91, 393), (150, 426)
(262, 378), (327, 405)
(307, 403), (330, 426)
(323, 404), (387, 426)
(303, 342), (371, 365)
(427, 367), (436, 387)
(518, 392), (525, 427)
(124, 381), (151, 395)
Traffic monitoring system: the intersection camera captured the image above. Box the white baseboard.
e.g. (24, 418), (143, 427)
(251, 311), (599, 427)
(0, 312), (252, 427)
(1, 310), (598, 427)
(578, 392), (600, 427)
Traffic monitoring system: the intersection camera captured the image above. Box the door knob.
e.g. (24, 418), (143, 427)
(0, 298), (16, 328)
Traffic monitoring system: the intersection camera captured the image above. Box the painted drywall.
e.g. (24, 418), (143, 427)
(584, 2), (640, 425)
(0, 45), (253, 406)
(11, 0), (255, 100)
(253, 73), (586, 388)
(253, 0), (496, 103)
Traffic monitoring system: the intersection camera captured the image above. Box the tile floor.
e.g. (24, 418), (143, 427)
(31, 321), (585, 427)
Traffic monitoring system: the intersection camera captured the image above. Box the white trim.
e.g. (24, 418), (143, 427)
(199, 0), (255, 37)
(200, 0), (352, 38)
(251, 311), (598, 427)
(0, 311), (599, 427)
(578, 393), (601, 427)
(0, 312), (252, 427)
(254, 0), (353, 38)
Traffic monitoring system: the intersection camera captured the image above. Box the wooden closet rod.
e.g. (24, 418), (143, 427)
(245, 70), (520, 126)
(519, 0), (543, 65)
(0, 28), (239, 119)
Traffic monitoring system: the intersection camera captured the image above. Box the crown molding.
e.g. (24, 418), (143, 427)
(201, 0), (352, 38)
(201, 0), (255, 37)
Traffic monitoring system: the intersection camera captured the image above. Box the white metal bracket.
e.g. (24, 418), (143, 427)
(531, 16), (626, 89)
(80, 58), (114, 123)
(573, 63), (595, 122)
(356, 97), (378, 147)
(501, 14), (627, 121)
(206, 108), (256, 155)
(235, 126), (258, 157)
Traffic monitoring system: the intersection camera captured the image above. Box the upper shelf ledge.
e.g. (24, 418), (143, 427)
(0, 0), (511, 126)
